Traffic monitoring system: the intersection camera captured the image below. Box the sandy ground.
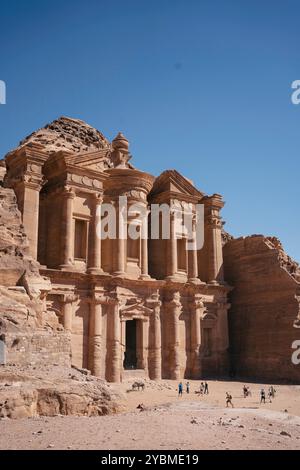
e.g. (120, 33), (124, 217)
(0, 379), (300, 450)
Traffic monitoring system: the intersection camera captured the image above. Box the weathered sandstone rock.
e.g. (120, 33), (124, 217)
(0, 366), (122, 418)
(223, 235), (300, 382)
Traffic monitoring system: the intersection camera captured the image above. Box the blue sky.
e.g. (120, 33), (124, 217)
(0, 0), (299, 261)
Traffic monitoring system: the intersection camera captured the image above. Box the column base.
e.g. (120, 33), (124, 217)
(113, 271), (126, 277)
(165, 275), (185, 282)
(87, 267), (105, 275)
(139, 274), (152, 280)
(188, 277), (204, 285)
(59, 263), (75, 271)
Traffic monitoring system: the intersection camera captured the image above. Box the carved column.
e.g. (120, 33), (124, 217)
(60, 187), (75, 269)
(188, 215), (201, 284)
(166, 293), (182, 380)
(166, 211), (178, 280)
(22, 180), (43, 260)
(148, 294), (162, 380)
(107, 298), (121, 382)
(217, 302), (231, 354)
(88, 193), (104, 274)
(4, 144), (47, 260)
(89, 295), (106, 376)
(204, 194), (224, 284)
(139, 206), (150, 279)
(114, 201), (125, 276)
(190, 296), (204, 378)
(61, 294), (77, 332)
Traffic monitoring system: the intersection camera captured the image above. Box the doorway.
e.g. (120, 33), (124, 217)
(123, 319), (137, 369)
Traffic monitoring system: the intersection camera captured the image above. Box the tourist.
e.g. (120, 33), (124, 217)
(243, 385), (248, 398)
(199, 382), (204, 395)
(226, 392), (234, 408)
(204, 381), (209, 394)
(260, 388), (266, 404)
(186, 381), (190, 394)
(178, 382), (183, 397)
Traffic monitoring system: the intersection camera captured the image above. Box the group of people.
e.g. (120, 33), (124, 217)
(178, 381), (209, 396)
(260, 386), (276, 403)
(177, 381), (277, 407)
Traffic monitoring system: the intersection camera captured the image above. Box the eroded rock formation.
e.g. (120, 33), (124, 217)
(15, 116), (111, 154)
(0, 365), (122, 418)
(0, 168), (70, 367)
(223, 235), (300, 382)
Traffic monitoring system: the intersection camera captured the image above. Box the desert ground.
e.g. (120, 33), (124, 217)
(0, 378), (300, 450)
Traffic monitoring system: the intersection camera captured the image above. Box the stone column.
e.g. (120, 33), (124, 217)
(148, 295), (162, 380)
(217, 302), (230, 355)
(114, 202), (125, 276)
(89, 295), (106, 377)
(60, 187), (75, 269)
(4, 144), (47, 260)
(22, 180), (42, 260)
(188, 215), (201, 284)
(167, 293), (182, 380)
(139, 206), (150, 279)
(190, 297), (204, 378)
(107, 299), (121, 382)
(88, 194), (104, 274)
(204, 194), (224, 284)
(62, 294), (77, 332)
(166, 211), (178, 280)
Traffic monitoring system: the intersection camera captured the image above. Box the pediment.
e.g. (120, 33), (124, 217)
(120, 302), (152, 316)
(150, 170), (204, 200)
(67, 149), (114, 172)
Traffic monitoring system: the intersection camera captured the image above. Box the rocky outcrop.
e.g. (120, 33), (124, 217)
(0, 170), (70, 367)
(0, 365), (123, 418)
(223, 235), (300, 383)
(11, 116), (111, 155)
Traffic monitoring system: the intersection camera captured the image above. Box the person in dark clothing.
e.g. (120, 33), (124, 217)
(204, 382), (209, 394)
(260, 389), (266, 404)
(226, 392), (234, 408)
(178, 382), (183, 397)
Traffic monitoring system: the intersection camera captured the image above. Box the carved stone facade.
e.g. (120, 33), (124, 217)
(3, 117), (231, 382)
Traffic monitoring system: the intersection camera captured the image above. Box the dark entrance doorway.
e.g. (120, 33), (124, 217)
(124, 319), (137, 369)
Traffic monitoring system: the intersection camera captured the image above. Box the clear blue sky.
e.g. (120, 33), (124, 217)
(0, 0), (299, 261)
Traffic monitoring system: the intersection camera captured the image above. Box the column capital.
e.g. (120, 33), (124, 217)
(206, 214), (222, 229)
(60, 293), (78, 304)
(146, 293), (162, 313)
(62, 186), (76, 199)
(91, 192), (104, 204)
(165, 292), (182, 314)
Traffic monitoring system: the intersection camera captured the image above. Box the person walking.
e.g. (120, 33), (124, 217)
(204, 381), (209, 394)
(226, 392), (234, 408)
(178, 382), (183, 397)
(186, 381), (190, 394)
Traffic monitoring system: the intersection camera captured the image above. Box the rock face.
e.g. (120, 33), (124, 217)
(0, 170), (70, 367)
(11, 116), (110, 155)
(0, 365), (122, 418)
(223, 236), (300, 382)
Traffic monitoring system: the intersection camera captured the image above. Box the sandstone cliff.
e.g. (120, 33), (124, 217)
(0, 164), (71, 367)
(223, 235), (300, 383)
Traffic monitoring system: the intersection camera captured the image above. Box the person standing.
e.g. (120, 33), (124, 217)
(178, 382), (183, 397)
(204, 381), (209, 394)
(186, 382), (190, 394)
(226, 392), (234, 408)
(260, 389), (266, 404)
